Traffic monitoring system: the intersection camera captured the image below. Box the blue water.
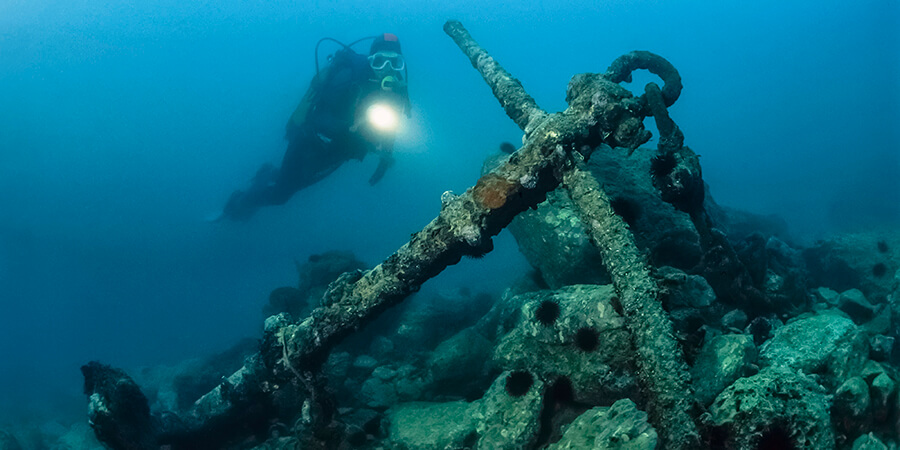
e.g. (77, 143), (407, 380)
(1, 0), (897, 424)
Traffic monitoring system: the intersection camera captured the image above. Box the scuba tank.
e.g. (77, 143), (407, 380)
(314, 36), (373, 77)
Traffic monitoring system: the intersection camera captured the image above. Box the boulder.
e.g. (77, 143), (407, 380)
(491, 285), (637, 403)
(839, 289), (877, 324)
(507, 189), (610, 288)
(656, 266), (726, 345)
(547, 399), (657, 449)
(759, 311), (868, 387)
(358, 364), (428, 410)
(869, 373), (896, 423)
(709, 367), (833, 449)
(472, 371), (545, 450)
(803, 231), (900, 304)
(691, 334), (757, 406)
(852, 433), (888, 450)
(387, 401), (477, 450)
(0, 431), (21, 450)
(426, 327), (494, 397)
(587, 146), (703, 270)
(833, 376), (871, 434)
(733, 233), (810, 314)
(503, 146), (706, 289)
(387, 368), (547, 450)
(705, 191), (792, 244)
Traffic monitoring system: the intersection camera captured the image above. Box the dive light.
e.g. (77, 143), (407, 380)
(366, 103), (400, 133)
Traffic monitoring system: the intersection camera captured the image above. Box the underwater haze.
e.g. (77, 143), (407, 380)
(1, 0), (898, 427)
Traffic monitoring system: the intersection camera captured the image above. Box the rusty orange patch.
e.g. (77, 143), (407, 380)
(472, 174), (518, 210)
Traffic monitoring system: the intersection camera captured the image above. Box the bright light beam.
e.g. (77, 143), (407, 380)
(366, 103), (399, 132)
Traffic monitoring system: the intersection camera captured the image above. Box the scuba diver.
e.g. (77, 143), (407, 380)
(217, 33), (411, 221)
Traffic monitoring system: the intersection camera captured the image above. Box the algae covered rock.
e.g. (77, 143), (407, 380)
(472, 370), (545, 450)
(482, 152), (608, 289)
(833, 376), (871, 428)
(658, 266), (717, 309)
(839, 288), (878, 324)
(135, 337), (258, 413)
(869, 372), (897, 423)
(388, 370), (546, 450)
(852, 433), (888, 450)
(656, 266), (725, 341)
(247, 436), (302, 450)
(426, 327), (494, 396)
(709, 367), (833, 449)
(358, 364), (428, 409)
(505, 146), (705, 289)
(869, 334), (894, 362)
(705, 192), (792, 244)
(81, 361), (156, 450)
(386, 288), (496, 355)
(263, 286), (307, 321)
(733, 234), (810, 313)
(360, 375), (399, 409)
(548, 399), (657, 450)
(691, 333), (757, 406)
(492, 285), (636, 403)
(298, 251), (368, 298)
(587, 146), (703, 270)
(759, 311), (868, 386)
(265, 251), (368, 319)
(0, 431), (21, 450)
(54, 422), (104, 450)
(387, 400), (477, 450)
(803, 231), (900, 303)
(508, 189), (610, 288)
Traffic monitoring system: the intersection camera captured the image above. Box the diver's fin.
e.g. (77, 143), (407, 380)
(205, 211), (226, 223)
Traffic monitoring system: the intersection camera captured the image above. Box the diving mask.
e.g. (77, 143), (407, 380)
(368, 52), (405, 71)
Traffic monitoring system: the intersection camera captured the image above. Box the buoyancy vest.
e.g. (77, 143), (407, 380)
(309, 50), (374, 140)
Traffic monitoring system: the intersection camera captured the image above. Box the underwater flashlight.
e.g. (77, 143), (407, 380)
(366, 103), (399, 133)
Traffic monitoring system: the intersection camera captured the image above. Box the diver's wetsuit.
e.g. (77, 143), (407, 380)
(221, 49), (392, 221)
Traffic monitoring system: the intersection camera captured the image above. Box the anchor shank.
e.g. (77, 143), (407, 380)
(443, 20), (547, 132)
